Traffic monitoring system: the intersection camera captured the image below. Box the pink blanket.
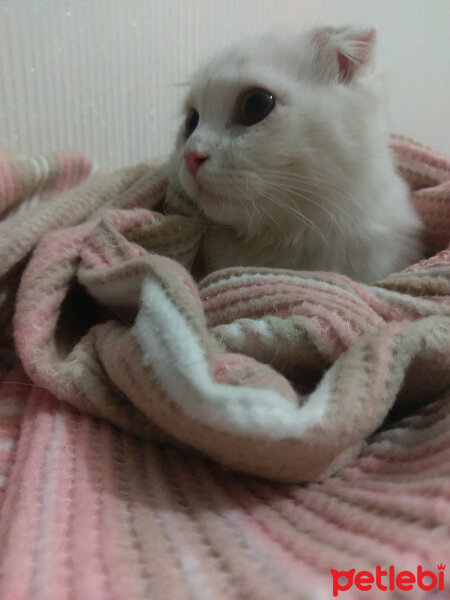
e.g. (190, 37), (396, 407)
(0, 137), (449, 599)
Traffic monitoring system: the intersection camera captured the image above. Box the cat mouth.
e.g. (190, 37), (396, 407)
(179, 169), (228, 218)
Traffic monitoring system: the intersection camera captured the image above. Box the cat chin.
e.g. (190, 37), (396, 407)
(193, 187), (247, 230)
(196, 191), (235, 225)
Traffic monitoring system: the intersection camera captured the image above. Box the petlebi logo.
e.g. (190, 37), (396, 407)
(330, 563), (446, 597)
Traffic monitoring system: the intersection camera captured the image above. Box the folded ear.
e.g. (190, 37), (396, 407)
(310, 26), (376, 84)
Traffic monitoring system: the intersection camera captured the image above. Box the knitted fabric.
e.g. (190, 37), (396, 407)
(0, 137), (449, 599)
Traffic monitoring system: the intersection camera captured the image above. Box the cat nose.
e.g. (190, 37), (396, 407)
(184, 151), (209, 177)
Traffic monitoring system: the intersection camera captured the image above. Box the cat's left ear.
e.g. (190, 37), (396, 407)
(310, 26), (376, 84)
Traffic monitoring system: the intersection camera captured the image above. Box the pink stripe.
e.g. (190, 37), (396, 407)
(215, 472), (338, 593)
(97, 426), (146, 599)
(30, 404), (76, 600)
(0, 369), (29, 504)
(0, 393), (55, 599)
(54, 151), (93, 195)
(69, 418), (110, 600)
(204, 281), (381, 326)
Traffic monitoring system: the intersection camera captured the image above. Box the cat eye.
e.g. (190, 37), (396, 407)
(236, 88), (276, 126)
(185, 108), (199, 138)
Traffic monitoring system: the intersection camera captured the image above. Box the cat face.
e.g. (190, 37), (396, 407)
(169, 27), (378, 237)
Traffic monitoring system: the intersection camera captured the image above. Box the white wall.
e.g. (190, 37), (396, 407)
(0, 0), (449, 169)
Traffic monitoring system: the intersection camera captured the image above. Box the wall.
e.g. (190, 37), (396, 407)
(0, 0), (448, 169)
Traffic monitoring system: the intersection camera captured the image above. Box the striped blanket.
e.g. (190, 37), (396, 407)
(0, 137), (449, 599)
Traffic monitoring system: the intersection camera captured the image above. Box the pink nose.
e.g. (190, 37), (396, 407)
(184, 152), (209, 177)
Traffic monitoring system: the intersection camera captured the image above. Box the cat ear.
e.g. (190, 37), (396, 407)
(310, 26), (376, 84)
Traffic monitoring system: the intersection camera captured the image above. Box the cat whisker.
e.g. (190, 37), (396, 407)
(261, 172), (358, 223)
(207, 171), (287, 236)
(237, 165), (358, 227)
(257, 203), (289, 235)
(198, 169), (332, 243)
(244, 186), (284, 235)
(237, 195), (256, 232)
(258, 187), (329, 246)
(271, 183), (357, 235)
(242, 182), (258, 232)
(264, 181), (348, 237)
(258, 167), (353, 199)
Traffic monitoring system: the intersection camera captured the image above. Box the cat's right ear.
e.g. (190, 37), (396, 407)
(310, 26), (376, 84)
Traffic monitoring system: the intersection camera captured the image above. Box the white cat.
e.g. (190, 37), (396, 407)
(166, 26), (423, 283)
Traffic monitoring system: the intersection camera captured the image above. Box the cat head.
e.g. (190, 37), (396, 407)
(168, 26), (380, 237)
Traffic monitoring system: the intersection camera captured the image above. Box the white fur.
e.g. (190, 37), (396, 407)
(167, 26), (423, 283)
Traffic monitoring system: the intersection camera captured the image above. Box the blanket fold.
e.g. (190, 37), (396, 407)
(1, 137), (450, 482)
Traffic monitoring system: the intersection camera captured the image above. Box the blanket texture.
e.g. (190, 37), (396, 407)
(0, 137), (449, 599)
